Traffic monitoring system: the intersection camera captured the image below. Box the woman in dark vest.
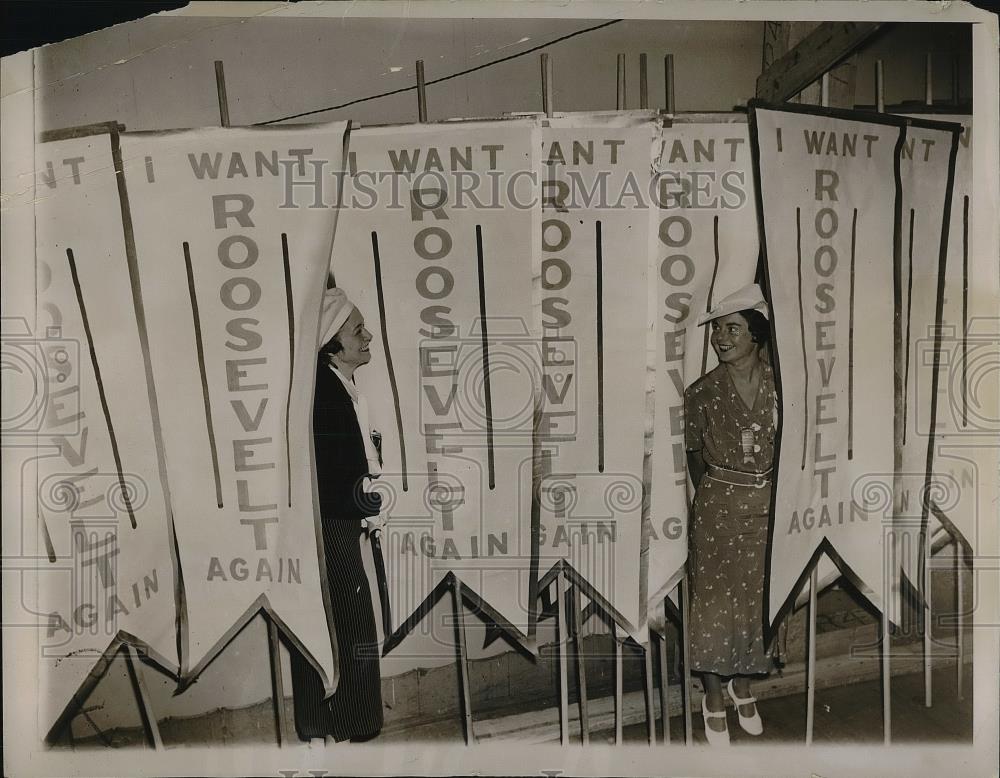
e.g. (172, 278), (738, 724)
(290, 287), (384, 744)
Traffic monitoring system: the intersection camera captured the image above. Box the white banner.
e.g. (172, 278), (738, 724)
(646, 117), (759, 629)
(752, 105), (900, 620)
(33, 131), (179, 734)
(892, 119), (962, 618)
(118, 124), (348, 689)
(906, 116), (988, 563)
(534, 113), (657, 636)
(334, 121), (541, 646)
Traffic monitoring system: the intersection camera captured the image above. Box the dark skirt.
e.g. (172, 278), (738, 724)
(289, 518), (383, 742)
(687, 475), (771, 676)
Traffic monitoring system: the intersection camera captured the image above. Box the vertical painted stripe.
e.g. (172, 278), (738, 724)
(795, 208), (808, 471)
(922, 130), (961, 542)
(903, 208), (915, 445)
(700, 214), (721, 377)
(65, 248), (136, 529)
(476, 224), (496, 489)
(42, 518), (57, 563)
(848, 208), (858, 460)
(370, 231), (407, 490)
(892, 127), (907, 503)
(182, 242), (224, 508)
(596, 220), (605, 473)
(961, 195), (969, 428)
(110, 129), (187, 676)
(281, 234), (295, 507)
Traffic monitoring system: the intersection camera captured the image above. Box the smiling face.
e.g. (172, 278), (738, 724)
(331, 307), (372, 373)
(710, 312), (758, 365)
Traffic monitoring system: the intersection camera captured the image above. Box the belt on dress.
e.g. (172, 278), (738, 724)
(705, 465), (772, 488)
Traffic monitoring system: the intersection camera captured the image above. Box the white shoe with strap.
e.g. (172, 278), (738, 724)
(701, 695), (730, 746)
(728, 679), (764, 736)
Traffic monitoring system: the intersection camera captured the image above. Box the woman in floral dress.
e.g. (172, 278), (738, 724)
(684, 283), (776, 745)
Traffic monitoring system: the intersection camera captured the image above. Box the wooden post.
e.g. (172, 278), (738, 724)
(680, 575), (693, 745)
(541, 53), (554, 118)
(925, 52), (934, 106)
(451, 577), (475, 744)
(658, 603), (670, 744)
(124, 645), (163, 750)
(875, 59), (885, 113)
(639, 53), (649, 109)
(616, 54), (627, 110)
(214, 60), (230, 127)
(820, 72), (831, 109)
(267, 619), (288, 745)
(755, 22), (881, 103)
(643, 640), (656, 745)
(806, 567), (818, 744)
(556, 569), (569, 745)
(416, 59), (428, 123)
(570, 583), (589, 743)
(663, 54), (675, 114)
(882, 608), (891, 744)
(614, 634), (623, 744)
(923, 533), (933, 708)
(956, 542), (964, 701)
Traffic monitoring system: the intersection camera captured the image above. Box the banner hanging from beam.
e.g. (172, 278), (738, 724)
(903, 115), (985, 564)
(33, 130), (180, 736)
(534, 111), (658, 638)
(751, 104), (901, 622)
(892, 118), (962, 620)
(334, 120), (541, 648)
(646, 116), (760, 633)
(117, 123), (349, 690)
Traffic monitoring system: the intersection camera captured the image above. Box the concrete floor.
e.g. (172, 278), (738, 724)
(589, 667), (973, 746)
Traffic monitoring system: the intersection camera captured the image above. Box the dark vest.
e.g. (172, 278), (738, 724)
(313, 361), (381, 520)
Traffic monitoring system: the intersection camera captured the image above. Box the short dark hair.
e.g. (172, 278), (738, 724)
(738, 308), (771, 345)
(320, 335), (343, 357)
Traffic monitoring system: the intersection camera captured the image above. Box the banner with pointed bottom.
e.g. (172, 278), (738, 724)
(751, 102), (905, 625)
(534, 111), (659, 640)
(890, 118), (962, 622)
(32, 128), (181, 738)
(333, 120), (541, 651)
(646, 115), (760, 637)
(117, 122), (349, 691)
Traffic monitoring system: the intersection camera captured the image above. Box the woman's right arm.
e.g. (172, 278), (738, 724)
(683, 386), (706, 491)
(687, 450), (706, 491)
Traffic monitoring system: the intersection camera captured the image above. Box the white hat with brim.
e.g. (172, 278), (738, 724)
(695, 282), (769, 326)
(318, 287), (355, 349)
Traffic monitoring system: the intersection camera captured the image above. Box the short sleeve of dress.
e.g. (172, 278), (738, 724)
(684, 385), (704, 453)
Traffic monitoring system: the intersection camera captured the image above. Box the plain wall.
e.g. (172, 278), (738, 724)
(34, 16), (763, 131)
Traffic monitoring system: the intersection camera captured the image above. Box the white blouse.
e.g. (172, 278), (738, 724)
(328, 364), (382, 477)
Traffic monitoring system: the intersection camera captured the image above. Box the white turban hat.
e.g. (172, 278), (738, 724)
(696, 282), (769, 326)
(318, 287), (355, 350)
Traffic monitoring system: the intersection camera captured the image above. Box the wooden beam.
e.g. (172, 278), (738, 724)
(452, 577), (475, 744)
(267, 619), (288, 746)
(124, 645), (163, 750)
(756, 22), (882, 102)
(570, 584), (590, 743)
(214, 60), (230, 127)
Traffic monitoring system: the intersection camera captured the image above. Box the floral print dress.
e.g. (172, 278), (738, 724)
(683, 362), (777, 676)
